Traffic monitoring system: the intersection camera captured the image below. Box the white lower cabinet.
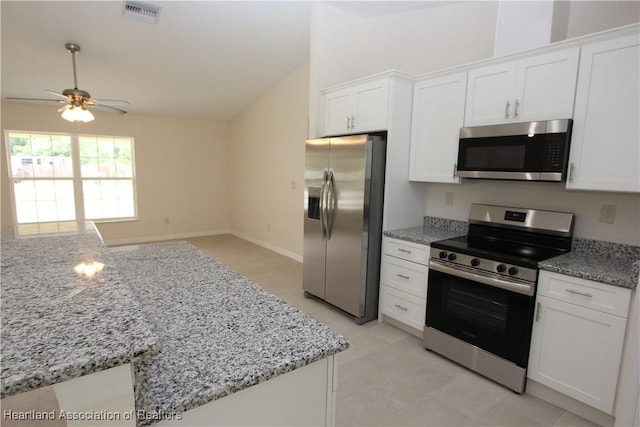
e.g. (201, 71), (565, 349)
(528, 271), (631, 414)
(380, 237), (429, 332)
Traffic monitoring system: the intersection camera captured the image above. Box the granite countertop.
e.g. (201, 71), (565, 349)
(384, 216), (468, 245)
(540, 238), (640, 289)
(385, 217), (639, 290)
(109, 241), (348, 423)
(0, 223), (160, 399)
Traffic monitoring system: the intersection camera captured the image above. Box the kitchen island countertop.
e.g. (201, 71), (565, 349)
(1, 225), (348, 425)
(109, 240), (348, 422)
(0, 223), (160, 401)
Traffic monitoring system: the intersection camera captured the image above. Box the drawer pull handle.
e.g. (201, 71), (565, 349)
(398, 248), (412, 254)
(394, 304), (408, 311)
(396, 274), (410, 280)
(535, 302), (541, 322)
(566, 288), (593, 298)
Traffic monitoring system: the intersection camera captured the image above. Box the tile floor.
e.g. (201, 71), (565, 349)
(189, 234), (600, 427)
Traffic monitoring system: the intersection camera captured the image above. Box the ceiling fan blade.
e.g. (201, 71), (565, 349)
(93, 98), (131, 106)
(44, 90), (69, 99)
(6, 96), (67, 103)
(86, 103), (127, 114)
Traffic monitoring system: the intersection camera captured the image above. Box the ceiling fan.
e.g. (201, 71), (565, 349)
(6, 43), (130, 122)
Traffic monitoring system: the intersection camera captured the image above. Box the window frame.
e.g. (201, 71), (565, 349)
(4, 130), (138, 225)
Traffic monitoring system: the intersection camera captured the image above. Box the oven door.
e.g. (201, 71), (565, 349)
(426, 266), (536, 367)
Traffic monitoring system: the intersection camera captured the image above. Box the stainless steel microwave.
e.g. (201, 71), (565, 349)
(456, 119), (573, 182)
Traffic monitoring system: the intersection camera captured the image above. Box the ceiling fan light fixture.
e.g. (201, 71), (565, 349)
(61, 105), (95, 123)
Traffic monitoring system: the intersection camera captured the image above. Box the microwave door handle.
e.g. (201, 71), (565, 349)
(505, 100), (511, 119)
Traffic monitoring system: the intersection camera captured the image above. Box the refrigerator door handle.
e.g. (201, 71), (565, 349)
(326, 170), (336, 239)
(320, 169), (328, 237)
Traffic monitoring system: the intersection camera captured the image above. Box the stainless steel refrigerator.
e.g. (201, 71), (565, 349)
(303, 133), (386, 324)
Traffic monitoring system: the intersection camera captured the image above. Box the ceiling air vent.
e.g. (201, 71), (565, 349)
(122, 0), (161, 24)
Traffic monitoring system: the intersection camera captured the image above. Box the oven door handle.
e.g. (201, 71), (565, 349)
(429, 261), (535, 297)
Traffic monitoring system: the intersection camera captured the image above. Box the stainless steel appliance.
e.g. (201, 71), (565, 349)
(303, 133), (386, 324)
(424, 204), (574, 393)
(456, 119), (573, 182)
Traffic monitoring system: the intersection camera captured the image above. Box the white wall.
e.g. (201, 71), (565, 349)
(309, 1), (499, 137)
(1, 102), (230, 243)
(566, 0), (640, 39)
(228, 62), (309, 260)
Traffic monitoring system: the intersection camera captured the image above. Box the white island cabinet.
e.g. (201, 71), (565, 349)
(153, 357), (337, 427)
(566, 32), (640, 193)
(379, 237), (429, 334)
(464, 47), (579, 126)
(528, 270), (631, 415)
(409, 71), (466, 183)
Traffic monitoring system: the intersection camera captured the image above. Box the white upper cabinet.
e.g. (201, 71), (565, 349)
(409, 72), (467, 183)
(464, 48), (579, 126)
(321, 79), (389, 136)
(566, 34), (640, 193)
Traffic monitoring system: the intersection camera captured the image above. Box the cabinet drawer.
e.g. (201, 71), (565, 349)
(381, 255), (428, 299)
(383, 237), (429, 265)
(537, 270), (631, 317)
(380, 286), (426, 331)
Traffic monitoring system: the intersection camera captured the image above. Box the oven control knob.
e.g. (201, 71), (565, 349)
(439, 251), (448, 259)
(508, 267), (519, 276)
(496, 264), (507, 273)
(447, 253), (457, 261)
(470, 258), (480, 267)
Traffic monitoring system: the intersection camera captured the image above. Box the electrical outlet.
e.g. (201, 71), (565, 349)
(445, 192), (454, 206)
(291, 180), (297, 190)
(164, 217), (170, 225)
(599, 204), (617, 224)
(267, 223), (271, 232)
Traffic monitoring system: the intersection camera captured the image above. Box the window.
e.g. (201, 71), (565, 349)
(79, 136), (136, 220)
(6, 131), (137, 224)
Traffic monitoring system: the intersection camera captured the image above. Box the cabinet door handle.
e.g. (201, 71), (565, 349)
(394, 304), (408, 312)
(505, 100), (511, 119)
(566, 288), (593, 298)
(396, 274), (410, 280)
(346, 116), (350, 129)
(514, 99), (519, 117)
(535, 302), (541, 322)
(453, 163), (457, 178)
(398, 248), (412, 254)
(350, 115), (355, 129)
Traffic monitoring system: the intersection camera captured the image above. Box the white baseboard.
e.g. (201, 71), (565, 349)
(104, 229), (303, 263)
(104, 229), (231, 247)
(228, 231), (303, 263)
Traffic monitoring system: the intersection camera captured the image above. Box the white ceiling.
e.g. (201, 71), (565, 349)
(1, 1), (443, 122)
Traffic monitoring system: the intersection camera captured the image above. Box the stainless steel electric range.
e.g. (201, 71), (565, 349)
(423, 203), (574, 393)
